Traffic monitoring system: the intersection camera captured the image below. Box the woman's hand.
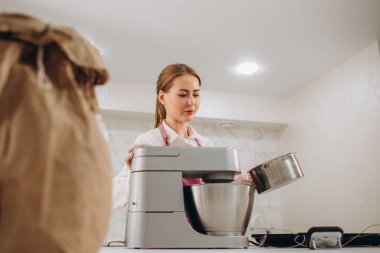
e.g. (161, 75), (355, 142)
(234, 172), (253, 185)
(124, 144), (145, 169)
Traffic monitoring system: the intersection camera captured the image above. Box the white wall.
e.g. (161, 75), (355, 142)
(278, 41), (380, 233)
(96, 82), (289, 128)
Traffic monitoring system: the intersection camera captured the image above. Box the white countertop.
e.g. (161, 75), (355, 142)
(99, 247), (380, 253)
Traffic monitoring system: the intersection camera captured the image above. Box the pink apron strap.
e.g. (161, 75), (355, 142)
(194, 137), (202, 147)
(183, 178), (203, 186)
(158, 123), (170, 146)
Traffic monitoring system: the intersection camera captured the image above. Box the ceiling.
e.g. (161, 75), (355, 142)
(1, 0), (380, 97)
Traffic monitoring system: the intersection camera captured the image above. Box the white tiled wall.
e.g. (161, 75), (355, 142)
(102, 116), (283, 243)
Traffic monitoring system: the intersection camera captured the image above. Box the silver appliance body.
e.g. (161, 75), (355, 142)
(126, 146), (249, 249)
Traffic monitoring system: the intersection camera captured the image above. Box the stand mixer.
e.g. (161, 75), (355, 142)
(125, 146), (252, 248)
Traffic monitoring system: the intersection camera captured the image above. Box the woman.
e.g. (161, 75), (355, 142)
(112, 63), (252, 212)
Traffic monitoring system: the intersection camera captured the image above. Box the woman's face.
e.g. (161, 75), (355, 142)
(159, 74), (200, 124)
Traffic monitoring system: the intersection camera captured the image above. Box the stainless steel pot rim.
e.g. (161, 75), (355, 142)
(252, 152), (295, 168)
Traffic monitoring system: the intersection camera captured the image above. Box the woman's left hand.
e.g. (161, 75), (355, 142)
(234, 172), (253, 185)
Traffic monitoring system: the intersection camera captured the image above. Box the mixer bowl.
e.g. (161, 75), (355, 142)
(184, 183), (254, 236)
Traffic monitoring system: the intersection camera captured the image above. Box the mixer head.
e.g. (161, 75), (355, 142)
(202, 172), (235, 183)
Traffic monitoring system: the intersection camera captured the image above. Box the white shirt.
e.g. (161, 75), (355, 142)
(112, 121), (213, 212)
(135, 120), (213, 147)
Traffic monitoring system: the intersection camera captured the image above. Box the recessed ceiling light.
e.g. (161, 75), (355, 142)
(236, 62), (259, 75)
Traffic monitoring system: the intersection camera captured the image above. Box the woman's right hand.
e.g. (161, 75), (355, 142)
(124, 144), (145, 169)
(234, 172), (253, 185)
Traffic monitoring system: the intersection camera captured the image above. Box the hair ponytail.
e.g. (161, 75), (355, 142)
(154, 99), (166, 128)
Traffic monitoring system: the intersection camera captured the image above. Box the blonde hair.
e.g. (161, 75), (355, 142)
(154, 64), (201, 128)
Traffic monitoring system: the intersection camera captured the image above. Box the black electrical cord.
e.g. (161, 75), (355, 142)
(249, 240), (260, 246)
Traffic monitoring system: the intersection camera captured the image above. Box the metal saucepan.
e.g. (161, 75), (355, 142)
(248, 152), (304, 193)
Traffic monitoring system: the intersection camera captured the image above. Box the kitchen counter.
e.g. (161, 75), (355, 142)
(99, 247), (379, 253)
